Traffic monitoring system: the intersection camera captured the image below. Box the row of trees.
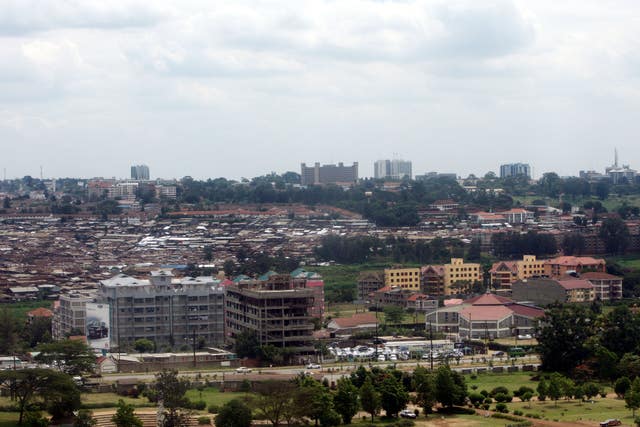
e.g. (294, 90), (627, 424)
(537, 304), (640, 384)
(236, 365), (466, 427)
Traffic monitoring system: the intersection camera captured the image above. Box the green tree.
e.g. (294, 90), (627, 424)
(133, 338), (155, 353)
(151, 370), (190, 427)
(413, 366), (436, 416)
(379, 374), (409, 417)
(215, 399), (252, 427)
(252, 381), (296, 427)
(627, 377), (640, 418)
(537, 305), (595, 373)
(0, 368), (79, 425)
(3, 196), (10, 209)
(74, 410), (97, 427)
(435, 365), (467, 408)
(112, 399), (143, 427)
(616, 377), (632, 398)
(547, 374), (564, 407)
(359, 376), (381, 422)
(333, 378), (359, 424)
(0, 307), (19, 354)
(383, 305), (406, 325)
(599, 217), (630, 254)
(234, 330), (260, 359)
(35, 339), (96, 376)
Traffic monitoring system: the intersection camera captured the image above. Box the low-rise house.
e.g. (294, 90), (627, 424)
(327, 312), (378, 335)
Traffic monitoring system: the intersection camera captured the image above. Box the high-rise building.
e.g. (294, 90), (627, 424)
(225, 274), (316, 354)
(98, 270), (225, 350)
(499, 163), (531, 179)
(300, 162), (358, 186)
(52, 292), (94, 340)
(130, 164), (150, 180)
(374, 159), (412, 180)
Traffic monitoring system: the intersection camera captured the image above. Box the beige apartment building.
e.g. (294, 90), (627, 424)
(422, 258), (482, 296)
(384, 267), (421, 290)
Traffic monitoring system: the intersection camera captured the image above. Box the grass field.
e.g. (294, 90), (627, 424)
(0, 412), (19, 427)
(610, 256), (640, 270)
(2, 300), (54, 321)
(184, 387), (248, 408)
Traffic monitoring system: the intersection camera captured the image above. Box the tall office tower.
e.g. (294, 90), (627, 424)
(499, 163), (531, 179)
(130, 164), (150, 180)
(300, 162), (358, 185)
(374, 159), (412, 180)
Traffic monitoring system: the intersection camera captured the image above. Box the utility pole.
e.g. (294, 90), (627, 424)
(429, 321), (433, 370)
(192, 329), (197, 368)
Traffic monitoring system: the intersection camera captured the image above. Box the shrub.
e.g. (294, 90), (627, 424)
(495, 403), (508, 413)
(470, 374), (478, 380)
(514, 386), (535, 397)
(513, 410), (523, 416)
(480, 389), (489, 397)
(521, 391), (533, 402)
(469, 392), (484, 408)
(481, 403), (490, 410)
(197, 416), (211, 425)
(189, 400), (207, 410)
(490, 386), (509, 397)
(207, 404), (220, 414)
(494, 393), (512, 403)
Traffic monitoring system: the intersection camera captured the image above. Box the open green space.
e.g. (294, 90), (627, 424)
(0, 412), (19, 427)
(2, 300), (53, 320)
(184, 387), (248, 408)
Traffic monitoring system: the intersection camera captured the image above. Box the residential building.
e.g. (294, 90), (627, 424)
(580, 272), (623, 301)
(425, 293), (544, 340)
(52, 292), (93, 340)
(225, 274), (316, 353)
(300, 162), (358, 186)
(499, 163), (531, 179)
(327, 312), (378, 335)
(131, 164), (150, 180)
(97, 270), (225, 350)
(374, 159), (412, 180)
(155, 184), (177, 199)
(384, 267), (421, 290)
(357, 271), (385, 301)
(544, 256), (606, 278)
(421, 258), (482, 296)
(511, 278), (595, 306)
(429, 200), (459, 211)
(415, 172), (457, 181)
(489, 255), (546, 295)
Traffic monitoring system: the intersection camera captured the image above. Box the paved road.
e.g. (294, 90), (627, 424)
(98, 355), (540, 384)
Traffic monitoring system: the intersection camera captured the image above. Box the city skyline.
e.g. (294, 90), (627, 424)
(1, 1), (639, 180)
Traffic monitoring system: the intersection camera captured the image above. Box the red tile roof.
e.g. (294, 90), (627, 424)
(331, 313), (378, 328)
(465, 293), (514, 306)
(558, 279), (594, 290)
(461, 305), (512, 321)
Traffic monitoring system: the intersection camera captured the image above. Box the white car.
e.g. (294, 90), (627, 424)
(306, 363), (321, 369)
(400, 409), (417, 419)
(235, 367), (252, 373)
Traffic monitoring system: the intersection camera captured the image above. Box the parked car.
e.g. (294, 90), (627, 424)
(493, 351), (505, 357)
(399, 409), (417, 419)
(600, 419), (621, 427)
(235, 367), (252, 373)
(306, 363), (321, 369)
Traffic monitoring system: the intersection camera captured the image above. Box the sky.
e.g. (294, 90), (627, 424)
(1, 0), (639, 181)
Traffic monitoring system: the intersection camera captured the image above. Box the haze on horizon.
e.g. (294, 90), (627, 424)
(1, 0), (639, 181)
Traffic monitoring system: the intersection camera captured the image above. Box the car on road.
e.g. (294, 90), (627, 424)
(235, 367), (252, 373)
(493, 351), (505, 357)
(600, 419), (621, 427)
(399, 409), (416, 419)
(306, 363), (321, 369)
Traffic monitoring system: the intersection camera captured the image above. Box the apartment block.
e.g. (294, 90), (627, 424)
(490, 255), (546, 295)
(52, 292), (93, 340)
(225, 274), (316, 353)
(384, 267), (421, 290)
(98, 270), (225, 350)
(580, 272), (623, 301)
(131, 164), (150, 180)
(300, 162), (358, 186)
(357, 271), (385, 301)
(422, 258), (481, 296)
(374, 159), (412, 180)
(544, 256), (606, 278)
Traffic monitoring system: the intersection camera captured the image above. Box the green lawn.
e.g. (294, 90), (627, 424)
(465, 371), (539, 394)
(81, 392), (153, 407)
(2, 300), (54, 321)
(185, 387), (249, 408)
(0, 412), (19, 427)
(610, 256), (640, 270)
(509, 397), (632, 424)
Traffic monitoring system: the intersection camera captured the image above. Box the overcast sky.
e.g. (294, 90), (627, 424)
(1, 0), (639, 180)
